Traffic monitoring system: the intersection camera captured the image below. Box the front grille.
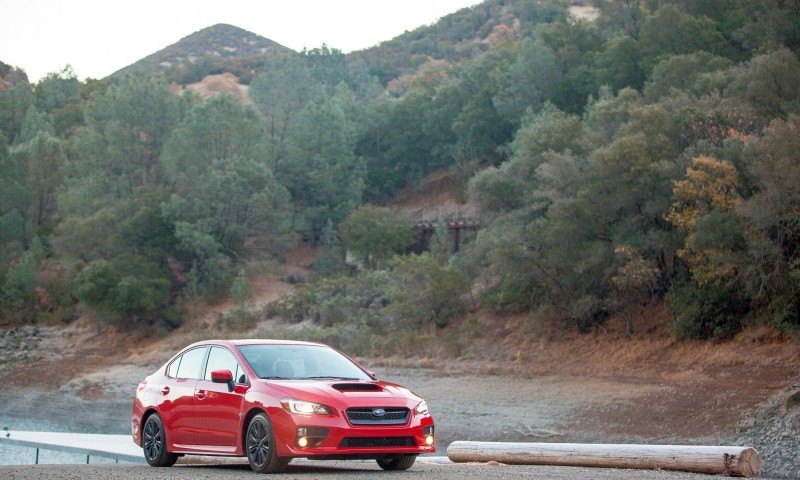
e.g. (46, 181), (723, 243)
(346, 407), (410, 425)
(339, 436), (416, 448)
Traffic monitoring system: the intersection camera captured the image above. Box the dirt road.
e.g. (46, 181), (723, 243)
(0, 461), (740, 480)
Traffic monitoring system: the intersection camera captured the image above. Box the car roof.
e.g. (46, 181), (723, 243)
(186, 339), (328, 348)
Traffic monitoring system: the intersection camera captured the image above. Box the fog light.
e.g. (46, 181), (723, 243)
(425, 435), (434, 445)
(297, 436), (309, 447)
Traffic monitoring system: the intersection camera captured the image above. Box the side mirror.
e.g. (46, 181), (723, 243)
(211, 369), (235, 392)
(367, 370), (378, 380)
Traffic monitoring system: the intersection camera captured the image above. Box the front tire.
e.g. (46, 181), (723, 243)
(246, 413), (290, 473)
(142, 413), (178, 467)
(377, 455), (416, 471)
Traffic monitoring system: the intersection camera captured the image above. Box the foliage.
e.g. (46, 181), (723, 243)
(340, 206), (414, 269)
(2, 0), (800, 341)
(666, 280), (746, 340)
(387, 254), (469, 328)
(76, 256), (171, 325)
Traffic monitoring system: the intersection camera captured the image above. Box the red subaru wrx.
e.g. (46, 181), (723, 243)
(131, 339), (435, 473)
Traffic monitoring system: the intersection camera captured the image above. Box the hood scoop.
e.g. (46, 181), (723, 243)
(332, 383), (382, 392)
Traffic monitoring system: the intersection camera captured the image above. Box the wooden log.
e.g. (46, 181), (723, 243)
(446, 441), (761, 477)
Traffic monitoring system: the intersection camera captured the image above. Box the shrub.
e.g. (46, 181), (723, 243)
(666, 280), (747, 340)
(388, 253), (468, 328)
(76, 256), (171, 325)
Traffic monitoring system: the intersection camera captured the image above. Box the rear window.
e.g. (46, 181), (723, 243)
(166, 357), (180, 378)
(176, 347), (207, 379)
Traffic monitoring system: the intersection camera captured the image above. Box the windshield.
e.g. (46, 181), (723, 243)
(237, 344), (371, 381)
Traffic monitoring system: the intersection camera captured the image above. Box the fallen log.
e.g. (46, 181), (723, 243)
(446, 441), (761, 477)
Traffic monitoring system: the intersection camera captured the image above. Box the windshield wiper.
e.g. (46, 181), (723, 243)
(299, 376), (361, 381)
(261, 376), (292, 380)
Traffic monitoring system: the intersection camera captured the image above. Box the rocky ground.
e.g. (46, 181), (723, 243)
(736, 386), (800, 479)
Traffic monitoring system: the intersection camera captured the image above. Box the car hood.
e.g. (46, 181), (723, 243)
(258, 379), (423, 408)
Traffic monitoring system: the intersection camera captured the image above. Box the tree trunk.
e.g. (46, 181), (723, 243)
(447, 441), (761, 477)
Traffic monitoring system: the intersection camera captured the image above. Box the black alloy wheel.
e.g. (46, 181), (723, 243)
(377, 455), (417, 471)
(142, 414), (178, 467)
(246, 413), (290, 473)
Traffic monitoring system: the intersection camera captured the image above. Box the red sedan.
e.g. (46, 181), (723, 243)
(131, 339), (435, 473)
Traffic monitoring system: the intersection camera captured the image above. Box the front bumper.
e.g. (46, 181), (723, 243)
(272, 408), (436, 457)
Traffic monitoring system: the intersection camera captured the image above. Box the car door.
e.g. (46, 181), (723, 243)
(193, 346), (247, 448)
(158, 346), (207, 446)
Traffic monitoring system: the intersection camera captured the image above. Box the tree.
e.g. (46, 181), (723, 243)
(429, 217), (453, 265)
(644, 52), (733, 101)
(34, 66), (83, 135)
(494, 37), (562, 123)
(161, 94), (265, 187)
(230, 268), (253, 304)
(512, 103), (586, 161)
(724, 49), (800, 120)
(249, 54), (316, 163)
(161, 95), (290, 301)
(0, 81), (34, 141)
(8, 132), (65, 242)
(313, 219), (349, 277)
(742, 116), (800, 331)
(75, 256), (171, 325)
(340, 206), (414, 269)
(638, 5), (729, 68)
(282, 94), (365, 233)
(0, 245), (42, 323)
(611, 246), (655, 336)
(387, 253), (468, 328)
(63, 75), (182, 215)
(163, 154), (291, 261)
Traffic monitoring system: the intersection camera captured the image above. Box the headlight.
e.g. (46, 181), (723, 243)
(281, 398), (332, 415)
(415, 400), (429, 416)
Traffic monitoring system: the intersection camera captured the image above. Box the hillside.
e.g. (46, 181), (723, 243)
(0, 60), (28, 90)
(348, 0), (568, 85)
(110, 23), (293, 84)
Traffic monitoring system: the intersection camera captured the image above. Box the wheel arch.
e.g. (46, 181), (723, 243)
(241, 407), (268, 451)
(140, 408), (159, 444)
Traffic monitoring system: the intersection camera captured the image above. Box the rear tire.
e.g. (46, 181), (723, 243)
(142, 413), (178, 467)
(377, 455), (416, 471)
(246, 413), (290, 473)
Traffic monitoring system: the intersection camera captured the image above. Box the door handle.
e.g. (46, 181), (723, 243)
(160, 386), (170, 395)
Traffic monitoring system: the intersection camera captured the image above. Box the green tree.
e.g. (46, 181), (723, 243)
(8, 132), (65, 242)
(63, 75), (183, 215)
(282, 94), (365, 233)
(638, 5), (729, 68)
(429, 217), (453, 265)
(76, 256), (171, 325)
(644, 52), (733, 101)
(0, 246), (42, 323)
(340, 206), (414, 269)
(249, 54), (316, 161)
(494, 37), (562, 123)
(230, 268), (253, 304)
(387, 253), (468, 328)
(0, 81), (34, 141)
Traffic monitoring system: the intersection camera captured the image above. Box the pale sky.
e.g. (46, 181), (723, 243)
(0, 0), (480, 82)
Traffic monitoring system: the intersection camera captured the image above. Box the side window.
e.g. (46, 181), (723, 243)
(166, 356), (181, 378)
(204, 347), (241, 382)
(176, 347), (207, 380)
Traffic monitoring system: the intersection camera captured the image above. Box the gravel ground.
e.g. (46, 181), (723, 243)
(736, 385), (800, 480)
(0, 461), (744, 480)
